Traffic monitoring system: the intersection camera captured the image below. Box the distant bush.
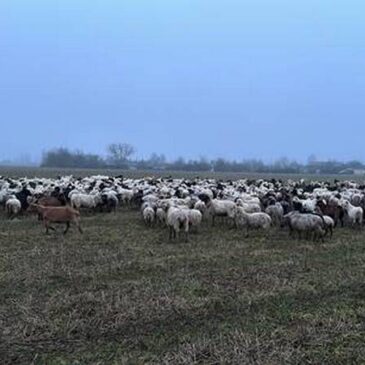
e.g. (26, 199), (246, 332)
(40, 145), (365, 175)
(41, 148), (106, 169)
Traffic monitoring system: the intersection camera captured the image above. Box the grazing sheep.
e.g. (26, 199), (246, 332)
(30, 204), (83, 234)
(234, 207), (272, 237)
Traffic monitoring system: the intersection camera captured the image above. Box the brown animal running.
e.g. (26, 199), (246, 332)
(30, 204), (83, 234)
(33, 196), (65, 220)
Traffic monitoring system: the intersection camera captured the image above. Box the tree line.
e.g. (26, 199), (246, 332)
(41, 143), (365, 175)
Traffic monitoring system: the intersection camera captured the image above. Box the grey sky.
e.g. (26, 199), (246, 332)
(1, 0), (365, 163)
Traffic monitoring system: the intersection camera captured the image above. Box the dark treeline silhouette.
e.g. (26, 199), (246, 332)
(41, 145), (365, 175)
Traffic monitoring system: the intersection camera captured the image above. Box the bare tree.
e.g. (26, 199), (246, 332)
(107, 143), (136, 166)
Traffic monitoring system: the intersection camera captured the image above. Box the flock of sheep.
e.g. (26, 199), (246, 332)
(1, 174), (365, 241)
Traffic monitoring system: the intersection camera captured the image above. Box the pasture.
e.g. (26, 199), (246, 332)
(1, 168), (365, 364)
(0, 165), (361, 182)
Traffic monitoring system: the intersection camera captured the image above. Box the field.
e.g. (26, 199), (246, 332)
(1, 168), (365, 364)
(0, 165), (362, 181)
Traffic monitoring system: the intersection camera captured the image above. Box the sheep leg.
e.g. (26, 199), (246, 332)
(169, 227), (173, 241)
(63, 222), (70, 235)
(184, 231), (189, 243)
(76, 220), (83, 234)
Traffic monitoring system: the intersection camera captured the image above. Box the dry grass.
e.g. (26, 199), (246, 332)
(1, 206), (365, 364)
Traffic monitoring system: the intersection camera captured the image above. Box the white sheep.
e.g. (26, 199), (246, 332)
(265, 203), (284, 226)
(142, 206), (155, 227)
(234, 207), (272, 236)
(194, 200), (207, 216)
(183, 208), (203, 231)
(156, 207), (167, 226)
(236, 199), (261, 213)
(342, 200), (363, 227)
(199, 195), (236, 226)
(5, 197), (21, 219)
(323, 215), (335, 237)
(70, 193), (101, 211)
(166, 206), (189, 242)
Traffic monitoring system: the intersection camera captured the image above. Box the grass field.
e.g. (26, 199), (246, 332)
(0, 165), (362, 182)
(1, 168), (365, 364)
(1, 204), (365, 364)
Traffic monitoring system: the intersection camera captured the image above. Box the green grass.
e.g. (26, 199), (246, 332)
(1, 207), (365, 364)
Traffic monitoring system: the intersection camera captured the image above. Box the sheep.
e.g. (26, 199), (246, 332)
(183, 208), (203, 232)
(166, 205), (189, 242)
(118, 188), (135, 206)
(5, 197), (22, 219)
(323, 215), (335, 238)
(236, 199), (261, 213)
(70, 193), (101, 211)
(30, 204), (83, 234)
(156, 207), (167, 226)
(342, 200), (363, 227)
(0, 191), (10, 208)
(15, 188), (32, 211)
(285, 213), (326, 242)
(143, 206), (155, 227)
(265, 203), (284, 226)
(199, 194), (236, 226)
(101, 193), (119, 213)
(234, 207), (272, 237)
(194, 200), (206, 215)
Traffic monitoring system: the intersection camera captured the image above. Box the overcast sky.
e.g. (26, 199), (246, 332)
(1, 0), (365, 163)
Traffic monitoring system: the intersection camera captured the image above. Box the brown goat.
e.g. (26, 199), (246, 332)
(31, 197), (64, 220)
(316, 200), (344, 227)
(30, 204), (83, 234)
(37, 196), (64, 207)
